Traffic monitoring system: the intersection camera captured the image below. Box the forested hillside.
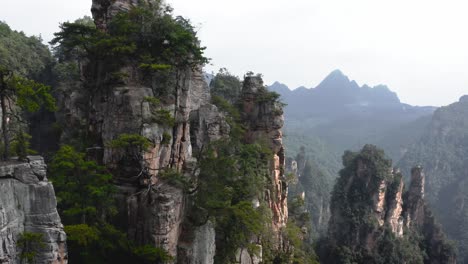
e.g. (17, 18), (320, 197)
(399, 95), (468, 262)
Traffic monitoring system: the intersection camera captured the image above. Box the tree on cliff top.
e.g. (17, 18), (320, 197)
(0, 66), (55, 160)
(51, 3), (208, 70)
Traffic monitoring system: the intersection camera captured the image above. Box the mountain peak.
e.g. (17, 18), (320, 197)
(268, 81), (291, 94)
(316, 69), (357, 91)
(324, 69), (348, 82)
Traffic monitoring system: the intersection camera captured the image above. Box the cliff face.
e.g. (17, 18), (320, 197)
(286, 147), (333, 237)
(0, 157), (67, 264)
(55, 1), (287, 262)
(399, 95), (468, 261)
(321, 145), (455, 264)
(241, 76), (288, 233)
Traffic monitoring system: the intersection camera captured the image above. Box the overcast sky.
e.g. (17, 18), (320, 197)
(1, 0), (467, 106)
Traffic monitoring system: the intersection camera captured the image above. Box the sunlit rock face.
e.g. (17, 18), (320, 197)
(241, 76), (288, 233)
(0, 156), (67, 264)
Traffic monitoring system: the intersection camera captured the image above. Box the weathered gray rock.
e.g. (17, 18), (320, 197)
(0, 156), (67, 264)
(182, 221), (216, 264)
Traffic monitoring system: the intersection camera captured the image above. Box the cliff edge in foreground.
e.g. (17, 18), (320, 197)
(0, 156), (67, 264)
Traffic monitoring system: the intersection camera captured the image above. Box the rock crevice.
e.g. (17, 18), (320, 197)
(0, 156), (67, 264)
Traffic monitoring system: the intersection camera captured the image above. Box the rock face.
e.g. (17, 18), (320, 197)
(91, 0), (144, 31)
(323, 145), (455, 264)
(57, 1), (287, 263)
(241, 76), (288, 233)
(398, 97), (468, 261)
(0, 156), (67, 264)
(404, 166), (425, 228)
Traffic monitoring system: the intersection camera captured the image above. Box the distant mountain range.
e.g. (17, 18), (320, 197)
(269, 70), (436, 162)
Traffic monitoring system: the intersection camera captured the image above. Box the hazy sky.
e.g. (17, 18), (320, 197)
(1, 0), (467, 106)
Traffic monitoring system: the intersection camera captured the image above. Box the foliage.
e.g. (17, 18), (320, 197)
(209, 68), (242, 103)
(211, 95), (244, 137)
(328, 145), (392, 242)
(159, 169), (188, 189)
(49, 146), (172, 263)
(51, 4), (208, 71)
(0, 66), (56, 160)
(109, 133), (153, 151)
(154, 109), (175, 126)
(256, 89), (282, 104)
(132, 244), (173, 264)
(287, 146), (334, 238)
(139, 63), (172, 71)
(143, 96), (161, 106)
(161, 132), (172, 145)
(195, 95), (273, 262)
(142, 96), (175, 127)
(65, 224), (100, 247)
(17, 232), (45, 264)
(398, 99), (468, 261)
(317, 145), (456, 264)
(49, 145), (116, 224)
(0, 22), (53, 80)
(65, 222), (172, 264)
(10, 130), (36, 161)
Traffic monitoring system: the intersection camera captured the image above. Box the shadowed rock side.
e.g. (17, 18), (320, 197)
(320, 145), (456, 264)
(0, 156), (67, 264)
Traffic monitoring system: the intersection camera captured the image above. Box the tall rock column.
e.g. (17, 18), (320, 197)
(404, 166), (426, 228)
(240, 76), (288, 234)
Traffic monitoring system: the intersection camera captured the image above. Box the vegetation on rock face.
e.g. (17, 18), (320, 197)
(288, 146), (333, 238)
(49, 145), (171, 263)
(0, 21), (58, 160)
(399, 98), (468, 262)
(318, 144), (456, 264)
(0, 66), (56, 160)
(17, 232), (45, 264)
(51, 3), (208, 92)
(209, 68), (242, 103)
(195, 95), (270, 263)
(194, 83), (318, 263)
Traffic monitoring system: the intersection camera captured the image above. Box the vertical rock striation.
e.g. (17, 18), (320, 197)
(0, 156), (67, 264)
(241, 76), (288, 233)
(323, 145), (455, 263)
(56, 1), (288, 262)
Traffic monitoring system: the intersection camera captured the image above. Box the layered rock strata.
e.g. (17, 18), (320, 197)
(0, 156), (67, 264)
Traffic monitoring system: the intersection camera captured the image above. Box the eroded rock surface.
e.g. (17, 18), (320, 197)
(0, 156), (67, 264)
(325, 145), (455, 263)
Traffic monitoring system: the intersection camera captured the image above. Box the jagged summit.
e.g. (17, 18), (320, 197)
(269, 69), (403, 112)
(315, 69), (359, 91)
(269, 81), (291, 93)
(269, 70), (398, 97)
